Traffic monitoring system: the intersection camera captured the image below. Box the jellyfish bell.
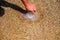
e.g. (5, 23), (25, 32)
(23, 12), (39, 21)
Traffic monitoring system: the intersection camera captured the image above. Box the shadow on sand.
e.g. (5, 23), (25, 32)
(0, 0), (27, 17)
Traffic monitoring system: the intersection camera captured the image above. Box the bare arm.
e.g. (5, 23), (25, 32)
(21, 0), (36, 13)
(21, 0), (28, 6)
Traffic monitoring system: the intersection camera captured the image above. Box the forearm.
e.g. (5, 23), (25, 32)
(21, 0), (36, 13)
(21, 0), (29, 6)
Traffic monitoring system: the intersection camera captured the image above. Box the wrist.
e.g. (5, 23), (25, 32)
(22, 0), (29, 6)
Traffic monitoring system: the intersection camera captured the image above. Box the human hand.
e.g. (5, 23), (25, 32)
(25, 3), (36, 14)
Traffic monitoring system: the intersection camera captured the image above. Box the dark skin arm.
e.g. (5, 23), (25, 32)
(21, 0), (36, 13)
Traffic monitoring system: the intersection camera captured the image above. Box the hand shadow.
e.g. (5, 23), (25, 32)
(0, 0), (28, 17)
(0, 7), (4, 17)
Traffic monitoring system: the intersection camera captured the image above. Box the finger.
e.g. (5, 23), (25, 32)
(32, 10), (35, 14)
(33, 8), (36, 12)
